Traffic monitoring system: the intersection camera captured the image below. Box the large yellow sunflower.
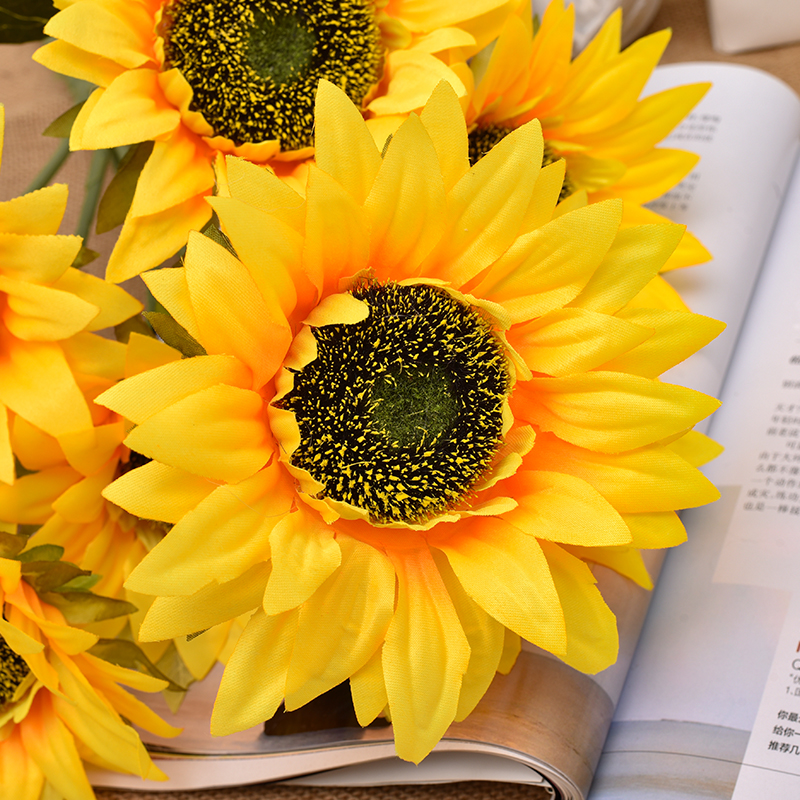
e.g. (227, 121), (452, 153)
(0, 541), (179, 799)
(97, 81), (723, 763)
(33, 0), (514, 283)
(0, 105), (141, 487)
(0, 330), (238, 686)
(456, 0), (711, 274)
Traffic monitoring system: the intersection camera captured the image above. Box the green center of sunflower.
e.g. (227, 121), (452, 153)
(467, 124), (576, 202)
(160, 0), (384, 150)
(0, 633), (29, 706)
(277, 283), (509, 525)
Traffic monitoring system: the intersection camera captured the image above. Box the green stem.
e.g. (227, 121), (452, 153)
(24, 139), (71, 194)
(76, 149), (113, 244)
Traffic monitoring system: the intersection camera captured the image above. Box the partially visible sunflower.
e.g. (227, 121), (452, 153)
(95, 81), (723, 763)
(0, 538), (179, 799)
(388, 0), (710, 278)
(0, 329), (238, 686)
(0, 105), (141, 486)
(34, 0), (516, 283)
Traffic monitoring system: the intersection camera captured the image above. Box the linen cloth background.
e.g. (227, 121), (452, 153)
(0, 0), (798, 797)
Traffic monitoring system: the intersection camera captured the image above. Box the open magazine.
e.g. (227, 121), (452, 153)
(88, 61), (800, 800)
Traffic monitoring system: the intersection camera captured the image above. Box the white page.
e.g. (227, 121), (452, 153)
(593, 68), (800, 799)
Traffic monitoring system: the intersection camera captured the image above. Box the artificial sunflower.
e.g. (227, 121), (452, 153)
(456, 0), (711, 275)
(0, 105), (141, 486)
(0, 329), (239, 686)
(97, 81), (723, 763)
(34, 0), (514, 283)
(0, 537), (179, 799)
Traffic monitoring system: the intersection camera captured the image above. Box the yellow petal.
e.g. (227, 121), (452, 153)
(419, 80), (470, 193)
(435, 517), (566, 653)
(0, 403), (12, 485)
(139, 563), (270, 641)
(184, 231), (291, 389)
(52, 268), (142, 331)
(529, 431), (720, 512)
(302, 165), (370, 298)
(383, 545), (470, 764)
(124, 331), (181, 377)
(140, 266), (202, 340)
(567, 543), (653, 589)
(0, 231), (81, 284)
(208, 196), (305, 321)
(505, 470), (631, 546)
(602, 308), (725, 378)
(76, 68), (181, 150)
(518, 372), (720, 452)
(421, 120), (543, 286)
(103, 459), (216, 524)
(432, 550), (504, 722)
(125, 464), (289, 595)
(350, 646), (388, 727)
(365, 112), (446, 279)
(367, 50), (466, 116)
(33, 38), (124, 87)
(42, 0), (153, 68)
(123, 384), (272, 483)
(0, 184), (68, 236)
(475, 198), (621, 319)
(622, 510), (686, 549)
(130, 126), (214, 218)
(284, 536), (394, 709)
(0, 340), (92, 438)
(263, 504), (341, 616)
(97, 353), (252, 424)
(315, 80), (382, 205)
(666, 429), (724, 467)
(105, 196), (211, 283)
(212, 607), (298, 736)
(540, 540), (618, 673)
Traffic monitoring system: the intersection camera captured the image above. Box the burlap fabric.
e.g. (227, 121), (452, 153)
(0, 0), (798, 797)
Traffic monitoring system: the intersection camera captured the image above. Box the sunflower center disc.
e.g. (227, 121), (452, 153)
(161, 0), (383, 149)
(467, 123), (575, 201)
(277, 283), (509, 525)
(0, 634), (29, 706)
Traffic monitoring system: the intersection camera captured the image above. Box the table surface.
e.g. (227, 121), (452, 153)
(2, 1), (798, 799)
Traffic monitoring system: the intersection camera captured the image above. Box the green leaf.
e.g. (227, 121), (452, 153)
(200, 219), (237, 258)
(0, 0), (56, 43)
(156, 641), (195, 712)
(90, 638), (186, 693)
(59, 573), (101, 592)
(0, 532), (27, 559)
(17, 544), (64, 563)
(20, 561), (88, 593)
(115, 313), (156, 344)
(43, 102), (85, 138)
(71, 246), (99, 268)
(96, 141), (154, 234)
(42, 591), (137, 624)
(144, 311), (206, 358)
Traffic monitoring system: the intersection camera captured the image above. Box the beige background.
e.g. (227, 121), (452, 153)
(1, 0), (798, 797)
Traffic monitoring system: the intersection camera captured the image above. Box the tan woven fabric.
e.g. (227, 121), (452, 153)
(1, 1), (799, 798)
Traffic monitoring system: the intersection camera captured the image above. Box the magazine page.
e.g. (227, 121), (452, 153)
(591, 78), (800, 799)
(87, 63), (800, 800)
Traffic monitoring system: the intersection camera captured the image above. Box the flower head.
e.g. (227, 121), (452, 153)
(0, 105), (140, 487)
(97, 81), (723, 763)
(460, 0), (712, 274)
(0, 330), (237, 684)
(0, 537), (179, 800)
(34, 0), (514, 282)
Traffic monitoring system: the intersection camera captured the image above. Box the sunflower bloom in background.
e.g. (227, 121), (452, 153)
(0, 105), (140, 487)
(34, 0), (515, 283)
(93, 81), (724, 763)
(0, 329), (240, 688)
(0, 537), (179, 799)
(460, 0), (711, 280)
